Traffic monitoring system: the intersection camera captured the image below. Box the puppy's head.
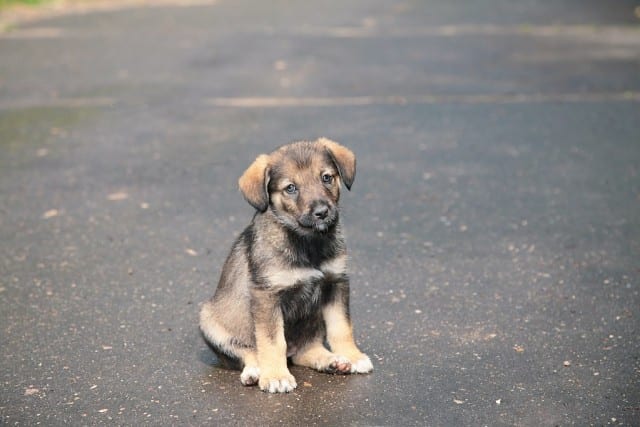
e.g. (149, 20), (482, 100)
(238, 138), (355, 235)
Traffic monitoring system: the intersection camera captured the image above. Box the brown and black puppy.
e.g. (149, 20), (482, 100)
(200, 138), (372, 393)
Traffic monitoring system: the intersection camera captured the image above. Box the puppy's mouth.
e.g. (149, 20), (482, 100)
(298, 220), (334, 233)
(308, 221), (331, 232)
(297, 217), (336, 233)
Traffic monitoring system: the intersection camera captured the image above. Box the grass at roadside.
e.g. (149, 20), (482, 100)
(0, 0), (51, 8)
(0, 0), (90, 32)
(0, 0), (215, 32)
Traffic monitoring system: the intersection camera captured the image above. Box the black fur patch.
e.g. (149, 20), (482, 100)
(280, 281), (328, 348)
(284, 228), (343, 267)
(241, 223), (263, 286)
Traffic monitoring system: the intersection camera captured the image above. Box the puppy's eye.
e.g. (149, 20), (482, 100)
(285, 184), (297, 194)
(321, 173), (333, 184)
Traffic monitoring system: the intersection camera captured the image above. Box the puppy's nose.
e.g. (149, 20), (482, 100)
(312, 204), (329, 220)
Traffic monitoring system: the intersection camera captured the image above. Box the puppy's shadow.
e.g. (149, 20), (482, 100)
(199, 347), (222, 367)
(198, 346), (243, 373)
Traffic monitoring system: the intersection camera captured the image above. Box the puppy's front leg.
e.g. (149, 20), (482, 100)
(323, 281), (374, 374)
(251, 288), (297, 393)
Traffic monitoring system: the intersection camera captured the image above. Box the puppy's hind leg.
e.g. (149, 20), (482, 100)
(238, 351), (260, 386)
(200, 301), (260, 386)
(291, 338), (352, 374)
(323, 283), (373, 374)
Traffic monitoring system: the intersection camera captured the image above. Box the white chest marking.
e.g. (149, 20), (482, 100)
(264, 255), (348, 290)
(320, 254), (348, 276)
(265, 267), (324, 290)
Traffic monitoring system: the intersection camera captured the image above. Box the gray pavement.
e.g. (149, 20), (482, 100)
(1, 0), (640, 425)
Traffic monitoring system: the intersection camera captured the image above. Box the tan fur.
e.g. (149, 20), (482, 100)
(318, 137), (356, 189)
(251, 289), (296, 392)
(291, 339), (350, 372)
(238, 154), (270, 211)
(323, 301), (373, 373)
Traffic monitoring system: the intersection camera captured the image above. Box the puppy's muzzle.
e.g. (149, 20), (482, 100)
(299, 200), (337, 232)
(312, 204), (329, 220)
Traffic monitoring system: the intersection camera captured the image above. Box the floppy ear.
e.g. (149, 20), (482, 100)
(238, 154), (270, 212)
(318, 138), (356, 190)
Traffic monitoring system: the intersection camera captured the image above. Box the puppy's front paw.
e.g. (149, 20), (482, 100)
(240, 366), (260, 386)
(259, 371), (297, 393)
(350, 355), (373, 374)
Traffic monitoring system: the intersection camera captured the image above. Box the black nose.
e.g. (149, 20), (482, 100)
(313, 204), (329, 220)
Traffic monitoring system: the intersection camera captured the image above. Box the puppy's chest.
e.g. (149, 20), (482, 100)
(279, 280), (325, 323)
(263, 255), (347, 291)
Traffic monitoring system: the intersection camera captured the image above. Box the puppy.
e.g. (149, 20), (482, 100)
(200, 138), (373, 393)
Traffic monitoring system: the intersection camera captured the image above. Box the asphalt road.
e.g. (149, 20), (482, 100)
(1, 0), (639, 425)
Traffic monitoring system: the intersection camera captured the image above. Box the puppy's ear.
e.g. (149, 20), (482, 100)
(318, 138), (356, 190)
(238, 154), (270, 212)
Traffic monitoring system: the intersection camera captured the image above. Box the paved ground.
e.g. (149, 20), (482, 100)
(1, 0), (639, 425)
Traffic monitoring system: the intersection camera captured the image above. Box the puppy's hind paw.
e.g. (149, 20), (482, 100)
(324, 356), (352, 375)
(350, 355), (373, 374)
(240, 366), (260, 386)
